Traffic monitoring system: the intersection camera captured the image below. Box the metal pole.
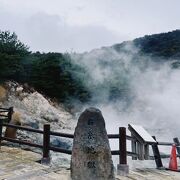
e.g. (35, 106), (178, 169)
(41, 124), (50, 164)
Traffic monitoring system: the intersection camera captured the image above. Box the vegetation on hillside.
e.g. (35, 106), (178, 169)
(1, 29), (180, 104)
(133, 30), (180, 58)
(0, 30), (90, 103)
(113, 30), (180, 59)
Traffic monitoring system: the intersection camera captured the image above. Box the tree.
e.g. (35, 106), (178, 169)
(0, 30), (91, 103)
(30, 53), (91, 102)
(0, 30), (30, 55)
(0, 30), (29, 81)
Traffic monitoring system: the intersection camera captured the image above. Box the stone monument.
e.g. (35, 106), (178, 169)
(71, 107), (115, 180)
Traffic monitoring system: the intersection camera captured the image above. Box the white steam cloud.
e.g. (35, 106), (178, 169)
(71, 43), (180, 168)
(71, 43), (180, 138)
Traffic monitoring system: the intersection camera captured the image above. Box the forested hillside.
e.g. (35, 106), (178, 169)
(0, 31), (90, 103)
(113, 30), (180, 59)
(133, 29), (180, 58)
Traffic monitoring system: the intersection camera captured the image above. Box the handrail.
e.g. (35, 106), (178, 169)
(111, 150), (138, 157)
(0, 107), (13, 123)
(0, 106), (177, 166)
(1, 123), (138, 141)
(50, 131), (74, 138)
(2, 123), (44, 134)
(108, 134), (119, 139)
(0, 115), (9, 117)
(2, 136), (43, 149)
(0, 108), (10, 111)
(157, 142), (173, 146)
(49, 146), (72, 155)
(0, 110), (9, 113)
(126, 135), (136, 141)
(1, 122), (175, 151)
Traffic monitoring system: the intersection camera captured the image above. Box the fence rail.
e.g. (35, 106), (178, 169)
(0, 107), (13, 121)
(3, 123), (44, 134)
(0, 106), (177, 167)
(0, 108), (11, 111)
(0, 119), (136, 163)
(157, 142), (173, 146)
(50, 131), (74, 138)
(2, 136), (43, 149)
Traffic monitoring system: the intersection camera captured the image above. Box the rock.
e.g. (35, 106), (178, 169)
(16, 86), (23, 92)
(71, 107), (115, 180)
(25, 122), (40, 129)
(0, 85), (7, 102)
(51, 138), (72, 150)
(1, 80), (76, 166)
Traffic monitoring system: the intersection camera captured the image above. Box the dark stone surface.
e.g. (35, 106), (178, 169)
(28, 122), (39, 129)
(71, 107), (115, 180)
(51, 137), (72, 150)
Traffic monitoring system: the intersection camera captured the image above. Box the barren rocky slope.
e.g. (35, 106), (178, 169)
(0, 81), (77, 167)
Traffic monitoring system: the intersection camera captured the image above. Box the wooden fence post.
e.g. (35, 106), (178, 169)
(152, 136), (163, 169)
(0, 120), (2, 147)
(41, 124), (50, 164)
(119, 127), (127, 165)
(117, 127), (129, 176)
(8, 107), (13, 123)
(131, 133), (137, 160)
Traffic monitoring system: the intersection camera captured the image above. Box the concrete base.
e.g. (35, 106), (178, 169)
(157, 167), (166, 170)
(41, 157), (51, 165)
(117, 164), (129, 176)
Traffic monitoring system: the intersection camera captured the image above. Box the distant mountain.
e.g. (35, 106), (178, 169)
(113, 29), (180, 59)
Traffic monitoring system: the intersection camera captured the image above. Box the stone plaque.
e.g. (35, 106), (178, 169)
(71, 107), (114, 180)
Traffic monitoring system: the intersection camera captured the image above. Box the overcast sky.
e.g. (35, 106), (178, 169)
(0, 0), (180, 53)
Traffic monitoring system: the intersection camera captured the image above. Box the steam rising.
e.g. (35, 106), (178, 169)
(71, 43), (180, 168)
(71, 43), (180, 139)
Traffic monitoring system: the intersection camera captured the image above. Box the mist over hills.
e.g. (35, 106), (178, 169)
(71, 29), (180, 105)
(75, 29), (180, 140)
(1, 29), (180, 145)
(0, 29), (180, 107)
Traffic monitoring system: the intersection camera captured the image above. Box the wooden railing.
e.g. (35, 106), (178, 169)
(0, 123), (73, 155)
(0, 107), (179, 168)
(0, 120), (134, 166)
(0, 107), (13, 122)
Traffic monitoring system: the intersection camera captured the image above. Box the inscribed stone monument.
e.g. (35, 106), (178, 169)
(71, 107), (114, 180)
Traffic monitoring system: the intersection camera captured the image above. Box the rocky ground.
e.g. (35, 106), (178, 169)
(2, 81), (77, 130)
(1, 145), (180, 180)
(0, 81), (175, 172)
(0, 81), (77, 167)
(0, 145), (71, 180)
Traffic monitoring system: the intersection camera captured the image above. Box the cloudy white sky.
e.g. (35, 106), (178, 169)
(0, 0), (180, 52)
